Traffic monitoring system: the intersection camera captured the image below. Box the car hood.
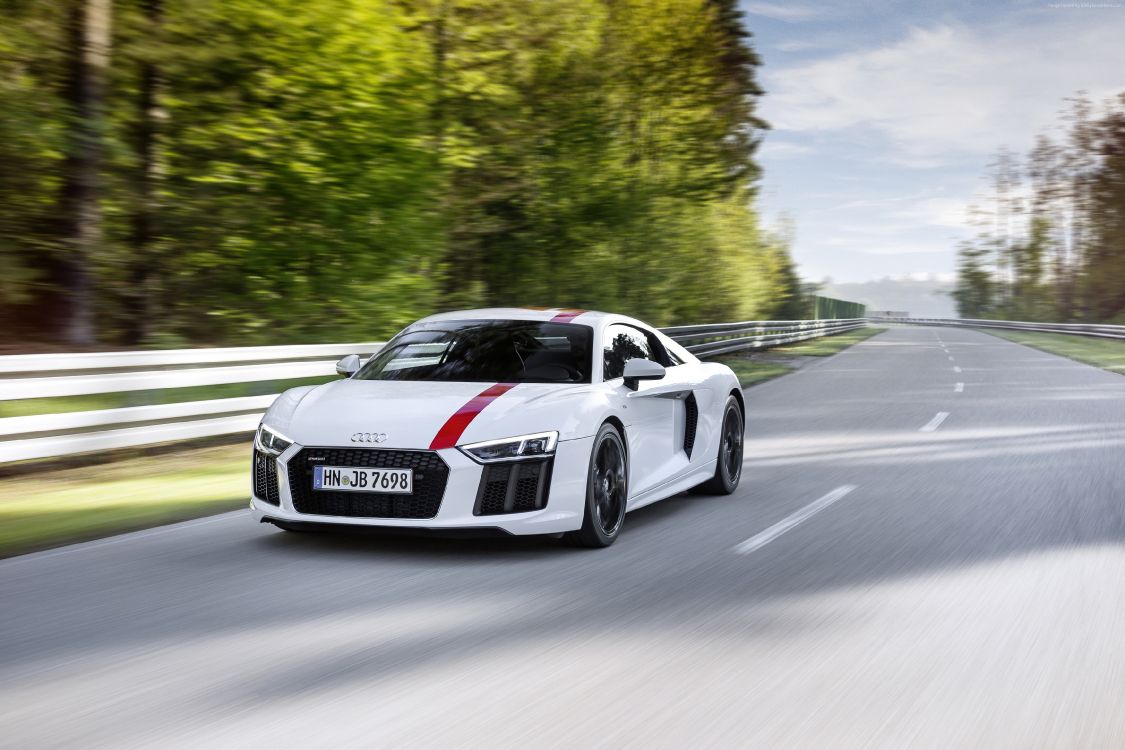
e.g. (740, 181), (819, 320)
(271, 379), (598, 450)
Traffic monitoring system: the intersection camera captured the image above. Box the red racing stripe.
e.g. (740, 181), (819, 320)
(549, 308), (586, 323)
(429, 383), (517, 450)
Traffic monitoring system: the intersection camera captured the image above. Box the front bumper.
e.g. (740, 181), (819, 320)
(249, 436), (592, 536)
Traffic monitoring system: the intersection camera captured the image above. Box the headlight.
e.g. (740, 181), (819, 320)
(255, 424), (293, 456)
(458, 431), (558, 463)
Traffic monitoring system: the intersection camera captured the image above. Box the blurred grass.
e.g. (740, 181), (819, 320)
(0, 376), (335, 418)
(720, 326), (886, 386)
(981, 329), (1125, 375)
(0, 444), (249, 558)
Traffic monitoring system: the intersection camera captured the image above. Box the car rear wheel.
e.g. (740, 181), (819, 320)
(564, 423), (628, 548)
(693, 395), (743, 495)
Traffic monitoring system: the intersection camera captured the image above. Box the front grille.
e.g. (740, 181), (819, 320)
(474, 458), (553, 515)
(287, 447), (449, 519)
(253, 449), (281, 505)
(683, 392), (698, 457)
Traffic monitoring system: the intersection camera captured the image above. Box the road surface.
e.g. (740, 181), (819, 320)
(2, 326), (1124, 748)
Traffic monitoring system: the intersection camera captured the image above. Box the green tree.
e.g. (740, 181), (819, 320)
(0, 1), (67, 329)
(953, 241), (994, 318)
(1082, 94), (1125, 322)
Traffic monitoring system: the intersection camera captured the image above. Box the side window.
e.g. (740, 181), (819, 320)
(603, 324), (655, 381)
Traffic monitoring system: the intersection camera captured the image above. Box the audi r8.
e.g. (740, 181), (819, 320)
(250, 308), (744, 547)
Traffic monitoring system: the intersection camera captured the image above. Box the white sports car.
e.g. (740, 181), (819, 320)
(251, 308), (744, 547)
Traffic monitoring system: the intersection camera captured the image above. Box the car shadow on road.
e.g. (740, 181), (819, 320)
(251, 484), (712, 561)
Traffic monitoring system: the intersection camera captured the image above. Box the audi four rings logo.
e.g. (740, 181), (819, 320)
(351, 432), (387, 443)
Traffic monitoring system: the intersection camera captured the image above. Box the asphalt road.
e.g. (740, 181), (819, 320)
(3, 326), (1125, 749)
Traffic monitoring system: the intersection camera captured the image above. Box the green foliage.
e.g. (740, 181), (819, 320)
(152, 0), (445, 343)
(0, 1), (67, 306)
(952, 242), (994, 318)
(0, 0), (797, 347)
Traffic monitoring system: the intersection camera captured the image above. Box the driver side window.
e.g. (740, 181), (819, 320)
(603, 324), (655, 380)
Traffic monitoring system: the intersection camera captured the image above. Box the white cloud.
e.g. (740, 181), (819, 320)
(819, 234), (954, 255)
(774, 39), (829, 52)
(818, 194), (967, 229)
(762, 17), (1125, 160)
(889, 197), (968, 228)
(744, 2), (820, 22)
(758, 140), (813, 159)
(853, 243), (953, 256)
(904, 271), (957, 283)
(825, 190), (933, 212)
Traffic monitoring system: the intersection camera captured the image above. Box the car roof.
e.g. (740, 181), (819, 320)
(415, 308), (623, 326)
(408, 307), (698, 364)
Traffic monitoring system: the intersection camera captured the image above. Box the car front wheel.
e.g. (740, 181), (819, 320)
(565, 423), (628, 548)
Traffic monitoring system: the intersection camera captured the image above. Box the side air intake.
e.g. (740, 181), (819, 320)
(683, 392), (698, 458)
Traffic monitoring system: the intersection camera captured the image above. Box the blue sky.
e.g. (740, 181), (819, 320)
(743, 0), (1125, 283)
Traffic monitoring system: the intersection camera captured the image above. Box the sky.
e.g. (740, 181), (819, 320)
(743, 0), (1125, 284)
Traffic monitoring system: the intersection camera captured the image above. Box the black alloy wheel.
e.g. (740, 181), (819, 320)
(693, 395), (744, 495)
(565, 423), (629, 547)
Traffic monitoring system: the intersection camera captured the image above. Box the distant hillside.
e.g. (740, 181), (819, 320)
(820, 276), (956, 318)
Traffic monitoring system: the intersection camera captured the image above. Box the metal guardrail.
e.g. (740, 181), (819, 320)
(0, 343), (385, 463)
(667, 318), (867, 358)
(882, 317), (1125, 340)
(0, 318), (865, 463)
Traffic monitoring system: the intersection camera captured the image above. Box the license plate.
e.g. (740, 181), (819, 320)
(312, 466), (413, 494)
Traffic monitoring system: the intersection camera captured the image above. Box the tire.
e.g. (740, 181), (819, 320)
(564, 423), (629, 548)
(693, 395), (744, 495)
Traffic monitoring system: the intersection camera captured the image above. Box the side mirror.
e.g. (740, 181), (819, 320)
(623, 358), (666, 390)
(335, 354), (361, 378)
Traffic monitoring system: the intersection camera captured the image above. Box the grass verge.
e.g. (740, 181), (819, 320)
(719, 326), (886, 387)
(0, 444), (249, 558)
(980, 328), (1125, 375)
(0, 376), (335, 418)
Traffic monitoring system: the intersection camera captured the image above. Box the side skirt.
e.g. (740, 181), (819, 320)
(626, 460), (718, 512)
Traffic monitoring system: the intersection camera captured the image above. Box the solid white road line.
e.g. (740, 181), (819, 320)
(920, 411), (950, 432)
(732, 485), (857, 555)
(955, 382), (964, 392)
(954, 366), (962, 373)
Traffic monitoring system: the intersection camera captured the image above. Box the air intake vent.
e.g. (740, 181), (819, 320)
(683, 392), (698, 458)
(253, 449), (281, 506)
(474, 458), (553, 515)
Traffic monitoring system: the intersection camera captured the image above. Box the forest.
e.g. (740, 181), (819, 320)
(0, 0), (805, 349)
(953, 93), (1125, 323)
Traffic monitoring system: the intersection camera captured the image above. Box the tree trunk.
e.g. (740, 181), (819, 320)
(58, 0), (112, 346)
(125, 0), (160, 345)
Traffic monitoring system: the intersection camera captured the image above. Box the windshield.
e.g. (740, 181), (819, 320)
(355, 319), (593, 383)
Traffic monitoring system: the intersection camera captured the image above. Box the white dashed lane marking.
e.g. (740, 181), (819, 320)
(920, 411), (950, 432)
(732, 486), (858, 555)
